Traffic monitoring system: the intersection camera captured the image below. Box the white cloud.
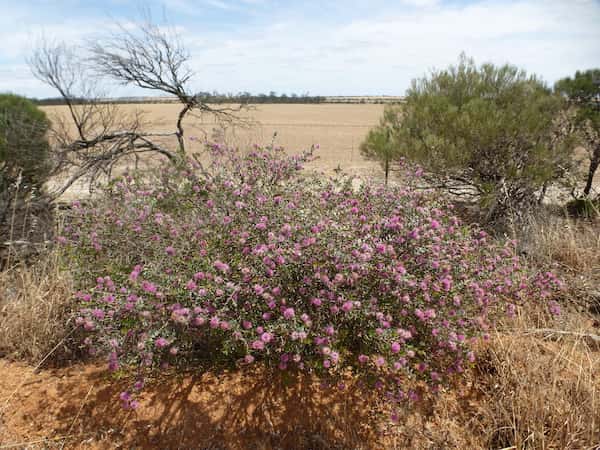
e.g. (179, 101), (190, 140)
(400, 0), (440, 7)
(0, 0), (599, 97)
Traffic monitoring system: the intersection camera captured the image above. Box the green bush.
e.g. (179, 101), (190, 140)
(0, 93), (51, 189)
(0, 94), (52, 246)
(364, 55), (573, 222)
(555, 69), (600, 197)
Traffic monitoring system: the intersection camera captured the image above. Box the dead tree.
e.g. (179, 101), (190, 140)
(29, 19), (248, 201)
(88, 20), (246, 156)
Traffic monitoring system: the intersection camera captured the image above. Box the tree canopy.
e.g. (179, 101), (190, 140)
(555, 69), (600, 197)
(363, 54), (573, 221)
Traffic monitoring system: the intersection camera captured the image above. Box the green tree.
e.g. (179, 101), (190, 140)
(555, 69), (600, 197)
(360, 105), (402, 184)
(365, 54), (572, 221)
(0, 93), (51, 190)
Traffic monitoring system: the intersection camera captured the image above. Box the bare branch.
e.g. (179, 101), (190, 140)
(29, 17), (250, 201)
(87, 18), (250, 154)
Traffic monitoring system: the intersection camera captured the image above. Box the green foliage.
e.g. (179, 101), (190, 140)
(366, 54), (573, 220)
(555, 69), (600, 128)
(555, 69), (600, 197)
(360, 106), (403, 183)
(566, 197), (600, 218)
(0, 93), (51, 189)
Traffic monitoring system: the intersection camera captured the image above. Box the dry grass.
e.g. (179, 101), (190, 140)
(386, 306), (600, 449)
(470, 309), (600, 449)
(518, 212), (600, 310)
(0, 250), (75, 363)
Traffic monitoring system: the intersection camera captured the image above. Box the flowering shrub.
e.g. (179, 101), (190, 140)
(61, 142), (562, 415)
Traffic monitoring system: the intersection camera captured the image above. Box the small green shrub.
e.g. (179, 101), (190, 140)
(566, 197), (600, 218)
(0, 93), (51, 188)
(0, 94), (52, 246)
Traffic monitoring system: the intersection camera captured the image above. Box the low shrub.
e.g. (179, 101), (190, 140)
(566, 197), (600, 218)
(60, 143), (563, 415)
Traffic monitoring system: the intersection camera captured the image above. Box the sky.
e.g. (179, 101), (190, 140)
(0, 0), (599, 98)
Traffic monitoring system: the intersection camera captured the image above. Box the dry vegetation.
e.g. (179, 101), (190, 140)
(518, 213), (600, 311)
(1, 104), (599, 449)
(0, 251), (74, 363)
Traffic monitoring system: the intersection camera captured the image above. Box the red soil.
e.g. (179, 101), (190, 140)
(0, 360), (388, 449)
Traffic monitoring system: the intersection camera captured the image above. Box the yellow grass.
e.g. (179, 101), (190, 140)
(0, 251), (74, 362)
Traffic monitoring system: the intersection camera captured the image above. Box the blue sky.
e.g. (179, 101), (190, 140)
(0, 0), (599, 98)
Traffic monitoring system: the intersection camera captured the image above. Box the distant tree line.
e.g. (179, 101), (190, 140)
(196, 91), (326, 104)
(31, 91), (326, 105)
(32, 97), (89, 106)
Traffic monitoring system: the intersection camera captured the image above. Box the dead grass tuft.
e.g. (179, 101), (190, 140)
(0, 251), (76, 363)
(519, 213), (600, 312)
(387, 306), (600, 449)
(471, 309), (600, 449)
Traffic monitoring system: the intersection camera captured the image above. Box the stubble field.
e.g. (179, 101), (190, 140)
(42, 103), (386, 177)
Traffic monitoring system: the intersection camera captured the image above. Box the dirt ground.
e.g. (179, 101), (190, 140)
(0, 361), (388, 449)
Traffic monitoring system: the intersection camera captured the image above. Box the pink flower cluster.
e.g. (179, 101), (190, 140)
(65, 142), (563, 415)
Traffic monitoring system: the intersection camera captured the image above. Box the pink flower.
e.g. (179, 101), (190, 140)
(253, 284), (265, 295)
(548, 301), (561, 316)
(213, 260), (230, 273)
(165, 246), (176, 256)
(391, 342), (401, 353)
(155, 337), (168, 348)
(260, 332), (273, 343)
(283, 307), (295, 319)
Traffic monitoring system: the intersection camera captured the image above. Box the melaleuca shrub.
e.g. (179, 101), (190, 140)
(60, 142), (563, 414)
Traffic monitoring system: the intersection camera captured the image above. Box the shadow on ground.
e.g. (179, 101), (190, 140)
(0, 362), (379, 449)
